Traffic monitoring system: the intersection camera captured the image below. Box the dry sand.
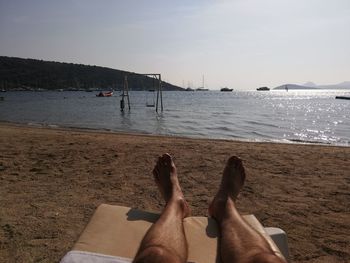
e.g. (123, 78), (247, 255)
(0, 123), (349, 263)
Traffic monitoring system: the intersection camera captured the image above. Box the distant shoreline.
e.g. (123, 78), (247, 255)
(2, 88), (350, 92)
(1, 56), (349, 92)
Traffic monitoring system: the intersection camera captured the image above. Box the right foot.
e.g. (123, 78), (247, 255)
(153, 153), (191, 218)
(209, 156), (246, 220)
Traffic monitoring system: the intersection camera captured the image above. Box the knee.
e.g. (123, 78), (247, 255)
(133, 246), (182, 263)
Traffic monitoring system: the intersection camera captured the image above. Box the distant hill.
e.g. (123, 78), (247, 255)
(316, 81), (350, 89)
(273, 84), (320, 90)
(0, 56), (184, 91)
(303, 81), (317, 87)
(274, 82), (350, 90)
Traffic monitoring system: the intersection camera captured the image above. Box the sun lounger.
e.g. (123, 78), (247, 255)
(61, 204), (289, 263)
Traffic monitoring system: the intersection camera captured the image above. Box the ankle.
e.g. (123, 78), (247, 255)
(178, 198), (189, 218)
(167, 196), (189, 218)
(211, 197), (236, 222)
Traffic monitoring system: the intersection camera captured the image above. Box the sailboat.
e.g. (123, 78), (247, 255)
(196, 75), (208, 91)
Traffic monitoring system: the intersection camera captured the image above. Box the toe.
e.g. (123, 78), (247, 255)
(163, 153), (171, 158)
(230, 156), (245, 173)
(228, 157), (245, 171)
(228, 156), (241, 165)
(162, 153), (172, 164)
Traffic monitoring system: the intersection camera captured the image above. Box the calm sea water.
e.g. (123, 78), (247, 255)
(0, 90), (349, 146)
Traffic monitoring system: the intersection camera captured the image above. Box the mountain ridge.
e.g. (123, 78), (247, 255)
(274, 81), (350, 90)
(0, 56), (184, 91)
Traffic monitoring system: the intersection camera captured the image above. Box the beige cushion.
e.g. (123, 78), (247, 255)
(73, 204), (284, 263)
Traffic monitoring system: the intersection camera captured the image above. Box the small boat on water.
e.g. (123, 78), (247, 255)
(220, 87), (233, 92)
(335, 96), (350, 100)
(196, 75), (208, 91)
(96, 91), (113, 97)
(257, 87), (270, 91)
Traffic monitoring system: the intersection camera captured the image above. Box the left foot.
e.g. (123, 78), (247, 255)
(209, 156), (246, 221)
(153, 153), (191, 218)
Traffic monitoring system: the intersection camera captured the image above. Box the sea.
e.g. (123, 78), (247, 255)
(0, 90), (349, 146)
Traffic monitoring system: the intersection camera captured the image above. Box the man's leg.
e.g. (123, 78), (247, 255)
(209, 156), (286, 263)
(133, 154), (190, 263)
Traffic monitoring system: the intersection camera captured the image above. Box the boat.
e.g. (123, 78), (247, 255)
(257, 87), (270, 91)
(220, 87), (233, 92)
(335, 96), (350, 100)
(196, 75), (209, 91)
(96, 91), (113, 97)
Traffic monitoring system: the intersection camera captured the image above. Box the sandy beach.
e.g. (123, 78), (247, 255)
(0, 123), (349, 263)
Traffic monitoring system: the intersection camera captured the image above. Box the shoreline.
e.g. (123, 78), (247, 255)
(1, 123), (349, 262)
(1, 120), (348, 148)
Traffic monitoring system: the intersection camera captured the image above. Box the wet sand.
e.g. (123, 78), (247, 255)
(0, 123), (349, 262)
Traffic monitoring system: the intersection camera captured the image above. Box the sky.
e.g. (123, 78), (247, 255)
(0, 0), (349, 90)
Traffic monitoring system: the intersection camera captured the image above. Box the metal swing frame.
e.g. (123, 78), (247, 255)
(140, 73), (163, 113)
(120, 75), (130, 111)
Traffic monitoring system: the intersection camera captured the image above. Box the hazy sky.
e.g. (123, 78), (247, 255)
(1, 0), (349, 90)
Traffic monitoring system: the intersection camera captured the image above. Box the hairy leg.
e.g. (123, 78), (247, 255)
(209, 156), (286, 263)
(133, 154), (190, 263)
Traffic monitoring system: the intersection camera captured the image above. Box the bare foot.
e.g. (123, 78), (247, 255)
(209, 156), (246, 221)
(153, 153), (190, 218)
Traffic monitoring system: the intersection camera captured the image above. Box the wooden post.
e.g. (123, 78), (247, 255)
(159, 74), (163, 112)
(156, 75), (160, 113)
(126, 77), (130, 110)
(121, 75), (130, 111)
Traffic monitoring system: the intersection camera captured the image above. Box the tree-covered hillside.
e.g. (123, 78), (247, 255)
(0, 56), (183, 91)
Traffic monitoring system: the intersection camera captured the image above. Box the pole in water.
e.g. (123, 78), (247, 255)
(120, 75), (129, 111)
(120, 98), (125, 111)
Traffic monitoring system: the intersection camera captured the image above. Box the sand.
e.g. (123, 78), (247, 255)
(0, 123), (349, 263)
